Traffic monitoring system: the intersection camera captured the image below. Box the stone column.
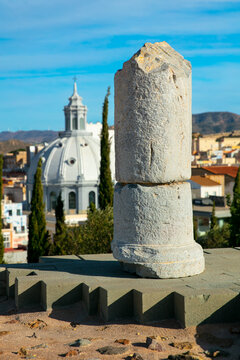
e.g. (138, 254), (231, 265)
(111, 42), (205, 278)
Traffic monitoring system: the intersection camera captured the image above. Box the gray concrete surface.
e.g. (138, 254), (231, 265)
(0, 248), (239, 327)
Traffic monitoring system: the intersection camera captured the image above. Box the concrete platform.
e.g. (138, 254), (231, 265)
(0, 248), (240, 327)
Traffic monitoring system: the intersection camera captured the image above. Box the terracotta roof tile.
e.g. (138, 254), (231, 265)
(202, 166), (239, 178)
(190, 175), (221, 187)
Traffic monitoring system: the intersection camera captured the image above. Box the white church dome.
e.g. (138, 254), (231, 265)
(27, 82), (115, 213)
(27, 134), (101, 185)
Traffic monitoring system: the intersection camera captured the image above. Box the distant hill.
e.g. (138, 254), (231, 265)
(0, 139), (30, 154)
(192, 112), (240, 134)
(0, 130), (58, 144)
(0, 112), (239, 144)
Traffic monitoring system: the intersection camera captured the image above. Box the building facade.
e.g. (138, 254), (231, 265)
(2, 202), (28, 249)
(188, 175), (222, 199)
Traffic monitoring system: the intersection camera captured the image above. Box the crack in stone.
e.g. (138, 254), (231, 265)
(150, 141), (154, 168)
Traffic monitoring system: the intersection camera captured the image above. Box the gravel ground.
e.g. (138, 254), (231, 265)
(0, 297), (240, 360)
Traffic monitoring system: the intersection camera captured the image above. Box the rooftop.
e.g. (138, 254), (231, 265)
(202, 166), (239, 178)
(190, 175), (221, 187)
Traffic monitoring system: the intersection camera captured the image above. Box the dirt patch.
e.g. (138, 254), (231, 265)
(0, 299), (240, 359)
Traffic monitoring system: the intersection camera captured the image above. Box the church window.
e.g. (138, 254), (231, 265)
(80, 117), (85, 130)
(69, 192), (76, 209)
(50, 191), (57, 211)
(89, 191), (96, 206)
(66, 114), (70, 130)
(72, 112), (78, 130)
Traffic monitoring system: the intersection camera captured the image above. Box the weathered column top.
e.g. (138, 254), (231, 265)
(117, 41), (191, 77)
(115, 41), (192, 184)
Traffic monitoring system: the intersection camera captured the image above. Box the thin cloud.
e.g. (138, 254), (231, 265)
(0, 0), (239, 130)
(184, 48), (240, 56)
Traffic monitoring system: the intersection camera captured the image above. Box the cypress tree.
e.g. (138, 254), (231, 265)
(89, 201), (96, 213)
(230, 166), (240, 247)
(210, 201), (218, 230)
(0, 155), (4, 263)
(226, 193), (231, 207)
(27, 158), (49, 263)
(51, 192), (68, 255)
(55, 192), (65, 235)
(99, 87), (113, 210)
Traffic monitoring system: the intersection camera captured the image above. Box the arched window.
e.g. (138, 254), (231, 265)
(69, 191), (76, 209)
(80, 117), (85, 130)
(72, 112), (78, 130)
(89, 191), (96, 206)
(50, 191), (57, 211)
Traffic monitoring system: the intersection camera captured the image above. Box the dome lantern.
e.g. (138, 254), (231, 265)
(63, 80), (88, 132)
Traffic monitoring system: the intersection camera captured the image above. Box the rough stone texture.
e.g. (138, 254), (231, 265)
(146, 337), (164, 351)
(111, 182), (204, 278)
(113, 41), (205, 278)
(68, 338), (91, 347)
(97, 346), (128, 355)
(115, 41), (192, 184)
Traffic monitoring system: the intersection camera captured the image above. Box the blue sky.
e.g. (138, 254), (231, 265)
(0, 0), (240, 131)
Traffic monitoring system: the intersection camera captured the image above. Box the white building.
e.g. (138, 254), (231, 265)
(2, 202), (28, 248)
(27, 82), (115, 214)
(188, 175), (222, 199)
(3, 203), (27, 233)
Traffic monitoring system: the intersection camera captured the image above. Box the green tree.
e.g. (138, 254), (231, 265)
(89, 201), (96, 213)
(0, 155), (4, 263)
(50, 192), (70, 255)
(73, 205), (113, 255)
(226, 193), (231, 207)
(27, 158), (49, 263)
(210, 201), (218, 230)
(55, 192), (65, 235)
(230, 166), (240, 247)
(99, 87), (113, 210)
(198, 223), (230, 249)
(197, 200), (231, 249)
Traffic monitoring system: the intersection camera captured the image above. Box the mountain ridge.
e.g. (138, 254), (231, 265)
(192, 111), (240, 134)
(0, 112), (239, 149)
(0, 130), (58, 144)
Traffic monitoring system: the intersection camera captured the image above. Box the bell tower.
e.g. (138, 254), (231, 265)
(64, 80), (88, 132)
